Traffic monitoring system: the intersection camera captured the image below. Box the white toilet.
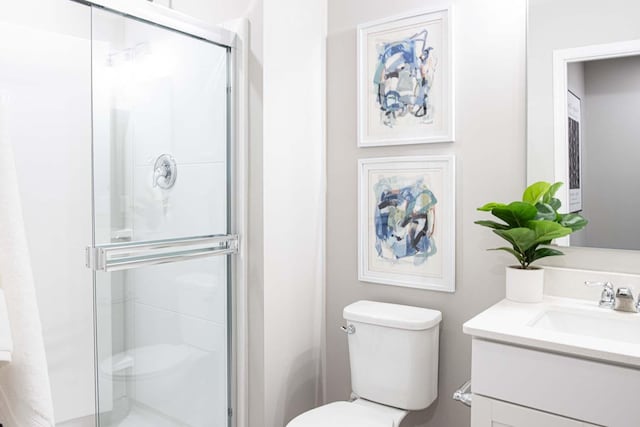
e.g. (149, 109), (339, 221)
(287, 300), (442, 427)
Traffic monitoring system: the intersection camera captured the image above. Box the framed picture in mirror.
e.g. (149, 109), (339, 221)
(567, 90), (582, 213)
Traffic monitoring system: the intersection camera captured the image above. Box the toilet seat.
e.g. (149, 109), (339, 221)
(286, 400), (408, 427)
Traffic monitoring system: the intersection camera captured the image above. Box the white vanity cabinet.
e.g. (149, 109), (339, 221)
(471, 395), (598, 427)
(468, 338), (615, 426)
(463, 298), (640, 427)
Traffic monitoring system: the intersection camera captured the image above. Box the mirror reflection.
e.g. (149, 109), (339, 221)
(566, 56), (640, 250)
(527, 0), (640, 251)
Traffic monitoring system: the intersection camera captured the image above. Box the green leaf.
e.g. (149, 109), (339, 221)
(530, 247), (564, 263)
(528, 220), (573, 244)
(523, 181), (551, 205)
(489, 247), (525, 263)
(542, 182), (564, 204)
(549, 197), (561, 211)
(474, 220), (510, 230)
(493, 228), (537, 254)
(478, 202), (506, 212)
(492, 202), (538, 227)
(535, 202), (556, 221)
(559, 213), (588, 232)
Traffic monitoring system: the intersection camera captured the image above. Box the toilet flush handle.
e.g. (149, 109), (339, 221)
(340, 324), (356, 334)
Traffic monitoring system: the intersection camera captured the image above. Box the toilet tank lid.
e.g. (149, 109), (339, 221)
(343, 300), (442, 330)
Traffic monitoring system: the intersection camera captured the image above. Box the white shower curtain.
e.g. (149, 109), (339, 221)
(0, 97), (55, 426)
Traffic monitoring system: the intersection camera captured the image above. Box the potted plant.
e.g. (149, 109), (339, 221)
(475, 181), (587, 302)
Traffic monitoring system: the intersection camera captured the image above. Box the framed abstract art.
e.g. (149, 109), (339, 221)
(358, 155), (455, 291)
(357, 6), (454, 147)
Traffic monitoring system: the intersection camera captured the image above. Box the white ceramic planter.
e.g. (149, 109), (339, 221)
(505, 266), (544, 303)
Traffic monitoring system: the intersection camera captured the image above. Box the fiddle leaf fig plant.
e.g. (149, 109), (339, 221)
(475, 181), (588, 269)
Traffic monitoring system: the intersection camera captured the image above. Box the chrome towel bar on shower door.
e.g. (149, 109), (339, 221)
(86, 234), (239, 272)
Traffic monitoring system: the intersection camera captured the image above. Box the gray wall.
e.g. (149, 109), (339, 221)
(582, 56), (640, 250)
(325, 0), (526, 426)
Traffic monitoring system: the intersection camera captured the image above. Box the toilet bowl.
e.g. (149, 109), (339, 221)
(287, 398), (407, 427)
(286, 300), (442, 427)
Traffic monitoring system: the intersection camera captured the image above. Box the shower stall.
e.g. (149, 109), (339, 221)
(0, 1), (241, 426)
(88, 5), (238, 427)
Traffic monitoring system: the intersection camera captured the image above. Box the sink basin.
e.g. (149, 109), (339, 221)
(530, 309), (640, 345)
(463, 296), (640, 368)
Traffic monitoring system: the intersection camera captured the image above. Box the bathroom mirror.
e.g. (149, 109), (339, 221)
(527, 0), (640, 251)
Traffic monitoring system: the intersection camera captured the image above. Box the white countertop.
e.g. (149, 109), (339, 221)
(463, 296), (640, 368)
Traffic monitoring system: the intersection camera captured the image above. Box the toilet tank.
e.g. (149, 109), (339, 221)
(343, 300), (441, 411)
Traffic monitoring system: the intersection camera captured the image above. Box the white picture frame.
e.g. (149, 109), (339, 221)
(358, 155), (455, 292)
(357, 6), (454, 147)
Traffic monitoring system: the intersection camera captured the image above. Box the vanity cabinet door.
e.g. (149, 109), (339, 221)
(471, 395), (600, 427)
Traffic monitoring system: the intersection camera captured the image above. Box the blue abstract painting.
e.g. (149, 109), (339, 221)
(373, 176), (437, 265)
(373, 29), (437, 128)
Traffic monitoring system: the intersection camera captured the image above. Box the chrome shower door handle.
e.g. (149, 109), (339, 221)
(86, 234), (239, 272)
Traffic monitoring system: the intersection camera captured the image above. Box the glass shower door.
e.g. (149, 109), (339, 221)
(87, 7), (233, 427)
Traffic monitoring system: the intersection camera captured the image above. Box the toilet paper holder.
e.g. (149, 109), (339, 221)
(452, 380), (472, 407)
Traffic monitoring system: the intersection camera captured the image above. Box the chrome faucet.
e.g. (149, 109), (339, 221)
(584, 281), (614, 308)
(614, 287), (637, 313)
(584, 281), (638, 313)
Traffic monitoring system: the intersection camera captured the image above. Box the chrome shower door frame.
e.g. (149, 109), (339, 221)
(80, 1), (245, 426)
(78, 0), (236, 49)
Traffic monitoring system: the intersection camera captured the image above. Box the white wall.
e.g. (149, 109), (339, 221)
(170, 0), (254, 25)
(326, 1), (526, 426)
(262, 0), (326, 425)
